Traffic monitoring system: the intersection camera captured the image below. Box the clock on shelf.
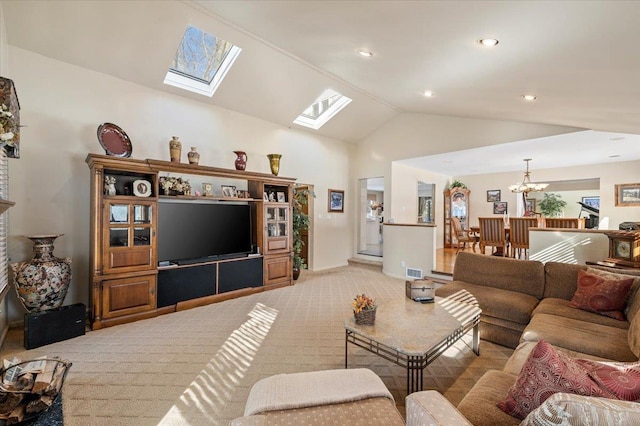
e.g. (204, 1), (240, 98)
(604, 231), (640, 268)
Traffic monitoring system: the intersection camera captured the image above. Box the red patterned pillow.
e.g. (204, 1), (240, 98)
(497, 340), (606, 419)
(569, 270), (634, 320)
(577, 359), (640, 401)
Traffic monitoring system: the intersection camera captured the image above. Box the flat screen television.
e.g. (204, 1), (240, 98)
(157, 201), (253, 264)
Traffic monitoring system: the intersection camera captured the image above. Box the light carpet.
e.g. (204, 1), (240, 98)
(0, 264), (513, 425)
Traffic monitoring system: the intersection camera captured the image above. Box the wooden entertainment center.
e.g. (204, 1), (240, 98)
(86, 154), (295, 329)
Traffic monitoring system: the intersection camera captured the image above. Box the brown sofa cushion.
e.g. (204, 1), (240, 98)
(457, 370), (520, 426)
(452, 252), (545, 299)
(436, 281), (539, 325)
(521, 313), (637, 362)
(543, 262), (586, 300)
(534, 298), (629, 329)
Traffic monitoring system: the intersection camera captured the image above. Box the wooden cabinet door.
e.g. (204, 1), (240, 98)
(263, 255), (291, 286)
(101, 274), (157, 319)
(264, 204), (290, 254)
(102, 200), (156, 274)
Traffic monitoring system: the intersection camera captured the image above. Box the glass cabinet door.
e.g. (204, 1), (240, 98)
(106, 202), (153, 248)
(264, 203), (289, 253)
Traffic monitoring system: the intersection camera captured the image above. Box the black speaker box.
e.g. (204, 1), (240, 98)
(24, 303), (86, 350)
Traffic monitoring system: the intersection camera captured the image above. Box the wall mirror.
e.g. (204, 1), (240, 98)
(417, 181), (435, 224)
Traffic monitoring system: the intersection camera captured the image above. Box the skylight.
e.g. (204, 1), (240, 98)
(294, 89), (352, 130)
(164, 25), (241, 97)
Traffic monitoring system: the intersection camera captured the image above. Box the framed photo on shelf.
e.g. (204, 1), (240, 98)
(263, 192), (269, 201)
(276, 191), (286, 203)
(615, 183), (640, 206)
(487, 190), (501, 202)
(221, 185), (237, 198)
(581, 196), (600, 209)
(493, 201), (508, 214)
(328, 189), (344, 213)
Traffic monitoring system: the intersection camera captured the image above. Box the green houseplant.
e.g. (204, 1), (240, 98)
(450, 180), (467, 189)
(538, 192), (567, 217)
(292, 185), (314, 280)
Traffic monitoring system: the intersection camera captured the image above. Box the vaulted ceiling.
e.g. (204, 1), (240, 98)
(3, 1), (639, 170)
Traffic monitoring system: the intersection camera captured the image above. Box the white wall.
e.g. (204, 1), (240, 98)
(5, 46), (353, 322)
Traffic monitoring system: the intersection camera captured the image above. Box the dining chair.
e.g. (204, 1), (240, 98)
(450, 216), (478, 254)
(508, 217), (539, 259)
(543, 218), (585, 229)
(478, 217), (508, 256)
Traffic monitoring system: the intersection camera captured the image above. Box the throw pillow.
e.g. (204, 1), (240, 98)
(497, 340), (606, 420)
(569, 270), (634, 320)
(576, 359), (640, 401)
(586, 267), (640, 321)
(521, 392), (640, 426)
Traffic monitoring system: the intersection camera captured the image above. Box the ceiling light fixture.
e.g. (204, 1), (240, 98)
(522, 94), (537, 101)
(423, 90), (434, 97)
(478, 38), (499, 47)
(508, 159), (548, 195)
(357, 49), (374, 57)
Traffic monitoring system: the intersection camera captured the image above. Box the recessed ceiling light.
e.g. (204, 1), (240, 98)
(357, 49), (373, 57)
(522, 94), (537, 101)
(423, 90), (435, 97)
(478, 38), (499, 47)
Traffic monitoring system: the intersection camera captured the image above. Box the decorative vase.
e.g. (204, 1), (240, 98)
(293, 266), (301, 281)
(169, 136), (182, 163)
(267, 153), (282, 176)
(187, 147), (200, 165)
(11, 234), (72, 313)
(234, 151), (247, 171)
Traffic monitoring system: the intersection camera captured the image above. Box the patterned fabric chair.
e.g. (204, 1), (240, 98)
(451, 216), (478, 254)
(543, 218), (585, 229)
(478, 217), (508, 256)
(509, 217), (539, 259)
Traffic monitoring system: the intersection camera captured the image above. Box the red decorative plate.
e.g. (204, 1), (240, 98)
(97, 123), (132, 157)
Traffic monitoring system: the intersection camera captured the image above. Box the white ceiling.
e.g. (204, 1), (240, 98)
(3, 1), (640, 172)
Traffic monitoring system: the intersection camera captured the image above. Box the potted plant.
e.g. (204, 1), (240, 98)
(450, 180), (467, 189)
(292, 185), (314, 280)
(539, 192), (567, 217)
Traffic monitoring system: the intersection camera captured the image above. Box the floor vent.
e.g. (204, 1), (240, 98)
(406, 268), (423, 279)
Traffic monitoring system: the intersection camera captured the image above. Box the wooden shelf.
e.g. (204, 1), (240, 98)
(158, 195), (261, 202)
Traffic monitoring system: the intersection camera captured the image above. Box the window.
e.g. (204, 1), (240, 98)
(164, 26), (241, 97)
(294, 89), (352, 130)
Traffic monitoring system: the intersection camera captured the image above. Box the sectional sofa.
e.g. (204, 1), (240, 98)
(232, 252), (640, 424)
(435, 252), (640, 424)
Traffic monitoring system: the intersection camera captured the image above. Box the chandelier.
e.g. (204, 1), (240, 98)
(508, 159), (548, 194)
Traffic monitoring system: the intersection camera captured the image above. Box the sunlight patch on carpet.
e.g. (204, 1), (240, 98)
(158, 303), (278, 425)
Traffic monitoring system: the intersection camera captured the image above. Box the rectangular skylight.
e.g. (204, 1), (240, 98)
(294, 89), (352, 130)
(164, 25), (241, 97)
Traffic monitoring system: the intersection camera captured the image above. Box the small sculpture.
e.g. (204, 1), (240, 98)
(104, 176), (116, 196)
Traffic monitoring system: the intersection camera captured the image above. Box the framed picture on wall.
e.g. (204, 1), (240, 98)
(581, 196), (600, 210)
(487, 190), (501, 202)
(328, 189), (345, 213)
(615, 183), (640, 206)
(493, 201), (508, 214)
(525, 198), (536, 213)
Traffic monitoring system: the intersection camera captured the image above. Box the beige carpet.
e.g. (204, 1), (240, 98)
(0, 264), (513, 425)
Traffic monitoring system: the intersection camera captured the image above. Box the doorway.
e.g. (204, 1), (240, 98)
(357, 177), (384, 257)
(295, 184), (314, 270)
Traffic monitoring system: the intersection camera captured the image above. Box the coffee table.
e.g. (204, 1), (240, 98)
(344, 290), (481, 394)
